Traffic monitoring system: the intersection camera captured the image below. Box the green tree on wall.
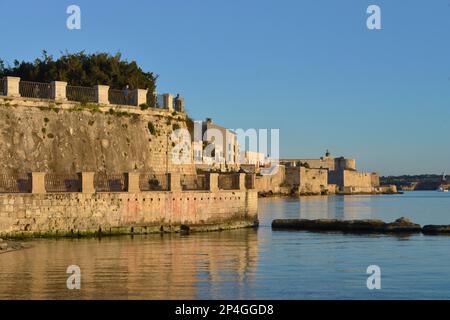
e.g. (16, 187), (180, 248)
(0, 51), (158, 105)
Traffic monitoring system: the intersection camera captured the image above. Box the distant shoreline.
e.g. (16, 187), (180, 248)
(380, 174), (448, 191)
(258, 190), (402, 198)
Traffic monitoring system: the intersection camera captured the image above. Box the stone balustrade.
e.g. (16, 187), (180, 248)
(0, 76), (185, 112)
(0, 172), (254, 194)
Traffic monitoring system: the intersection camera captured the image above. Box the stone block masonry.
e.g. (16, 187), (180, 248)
(0, 189), (258, 238)
(255, 165), (286, 194)
(0, 171), (257, 237)
(298, 167), (328, 194)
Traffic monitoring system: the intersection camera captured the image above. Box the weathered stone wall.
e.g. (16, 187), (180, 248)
(284, 167), (333, 195)
(343, 170), (377, 189)
(371, 173), (380, 187)
(327, 184), (338, 194)
(343, 185), (397, 194)
(284, 166), (299, 186)
(298, 167), (328, 194)
(0, 97), (195, 175)
(334, 158), (356, 171)
(255, 165), (286, 193)
(0, 189), (258, 237)
(375, 185), (397, 194)
(284, 165), (384, 195)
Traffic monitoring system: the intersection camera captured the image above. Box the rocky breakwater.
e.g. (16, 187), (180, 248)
(422, 225), (450, 235)
(272, 217), (421, 233)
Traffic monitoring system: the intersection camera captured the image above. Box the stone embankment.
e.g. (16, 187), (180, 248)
(0, 189), (258, 239)
(272, 217), (450, 235)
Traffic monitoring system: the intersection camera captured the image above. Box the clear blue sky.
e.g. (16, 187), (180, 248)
(1, 0), (449, 175)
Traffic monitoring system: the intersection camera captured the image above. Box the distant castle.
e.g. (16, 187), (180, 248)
(279, 151), (395, 194)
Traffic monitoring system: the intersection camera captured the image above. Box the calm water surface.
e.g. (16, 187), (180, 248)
(1, 191), (450, 299)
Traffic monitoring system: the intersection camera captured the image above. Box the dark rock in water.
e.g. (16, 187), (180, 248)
(272, 217), (421, 233)
(0, 239), (25, 253)
(180, 224), (190, 233)
(422, 225), (450, 234)
(258, 192), (267, 198)
(384, 217), (422, 232)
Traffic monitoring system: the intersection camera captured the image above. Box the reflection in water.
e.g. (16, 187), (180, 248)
(2, 192), (450, 299)
(296, 196), (374, 220)
(0, 230), (258, 300)
(264, 195), (376, 221)
(261, 192), (450, 225)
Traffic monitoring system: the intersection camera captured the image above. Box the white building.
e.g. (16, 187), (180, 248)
(240, 151), (266, 167)
(191, 118), (240, 168)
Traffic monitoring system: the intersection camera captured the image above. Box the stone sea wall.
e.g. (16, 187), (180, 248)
(0, 189), (258, 238)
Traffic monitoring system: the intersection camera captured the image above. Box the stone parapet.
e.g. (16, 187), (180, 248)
(4, 77), (20, 97)
(239, 173), (246, 190)
(169, 173), (181, 192)
(80, 172), (95, 194)
(94, 85), (110, 104)
(208, 173), (219, 192)
(163, 93), (173, 111)
(31, 172), (46, 194)
(51, 81), (67, 101)
(127, 172), (140, 193)
(135, 89), (148, 106)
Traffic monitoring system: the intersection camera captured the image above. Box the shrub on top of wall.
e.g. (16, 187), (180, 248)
(107, 108), (131, 117)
